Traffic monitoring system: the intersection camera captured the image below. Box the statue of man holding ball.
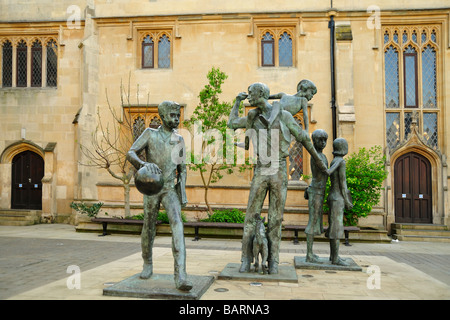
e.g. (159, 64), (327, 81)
(127, 100), (192, 291)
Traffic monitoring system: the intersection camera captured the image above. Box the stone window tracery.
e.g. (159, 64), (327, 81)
(46, 39), (58, 87)
(0, 36), (58, 88)
(31, 40), (42, 87)
(258, 27), (294, 67)
(140, 31), (172, 69)
(383, 25), (440, 150)
(2, 40), (12, 87)
(288, 115), (305, 181)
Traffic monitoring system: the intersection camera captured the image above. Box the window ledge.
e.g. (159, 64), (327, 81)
(0, 87), (57, 91)
(257, 66), (297, 70)
(136, 68), (173, 72)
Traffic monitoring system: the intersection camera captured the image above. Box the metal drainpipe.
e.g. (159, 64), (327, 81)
(328, 13), (337, 141)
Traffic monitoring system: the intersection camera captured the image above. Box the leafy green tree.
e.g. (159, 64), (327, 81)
(183, 67), (250, 215)
(324, 145), (388, 226)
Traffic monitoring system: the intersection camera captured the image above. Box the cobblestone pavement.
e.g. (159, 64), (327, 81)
(0, 224), (449, 300)
(0, 236), (141, 299)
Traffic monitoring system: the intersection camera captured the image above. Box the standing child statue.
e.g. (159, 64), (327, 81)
(326, 138), (353, 266)
(304, 129), (329, 263)
(269, 79), (317, 134)
(127, 101), (192, 291)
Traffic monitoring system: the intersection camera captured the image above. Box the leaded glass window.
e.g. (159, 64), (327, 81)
(404, 45), (418, 108)
(259, 28), (295, 68)
(158, 34), (170, 68)
(132, 116), (147, 161)
(2, 41), (12, 87)
(288, 116), (304, 180)
(142, 35), (154, 68)
(16, 40), (27, 87)
(46, 40), (57, 87)
(0, 37), (57, 88)
(404, 112), (419, 139)
(149, 116), (161, 129)
(140, 31), (172, 69)
(393, 31), (399, 44)
(423, 113), (438, 149)
(133, 116), (146, 141)
(278, 32), (292, 67)
(431, 30), (436, 43)
(31, 40), (42, 87)
(422, 45), (437, 108)
(421, 31), (427, 44)
(402, 31), (408, 44)
(411, 31), (417, 43)
(384, 45), (399, 108)
(126, 106), (183, 163)
(261, 32), (274, 66)
(386, 113), (400, 149)
(383, 25), (440, 151)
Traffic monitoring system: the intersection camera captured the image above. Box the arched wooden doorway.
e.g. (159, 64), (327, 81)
(11, 150), (44, 210)
(394, 152), (432, 223)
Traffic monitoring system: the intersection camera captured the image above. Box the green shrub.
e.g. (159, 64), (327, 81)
(130, 213), (144, 220)
(70, 202), (103, 218)
(202, 208), (245, 223)
(324, 145), (388, 226)
(158, 211), (187, 223)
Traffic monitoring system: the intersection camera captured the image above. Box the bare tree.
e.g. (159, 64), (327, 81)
(78, 76), (149, 217)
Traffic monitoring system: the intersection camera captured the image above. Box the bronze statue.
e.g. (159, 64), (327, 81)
(269, 79), (317, 133)
(304, 129), (329, 263)
(227, 82), (327, 274)
(252, 214), (268, 274)
(127, 101), (192, 291)
(326, 137), (353, 266)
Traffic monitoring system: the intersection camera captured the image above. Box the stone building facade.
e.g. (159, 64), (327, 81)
(0, 1), (449, 231)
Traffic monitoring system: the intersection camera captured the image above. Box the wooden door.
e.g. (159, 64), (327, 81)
(394, 152), (432, 223)
(11, 151), (44, 210)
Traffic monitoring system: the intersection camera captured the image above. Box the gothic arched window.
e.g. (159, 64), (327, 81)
(278, 32), (293, 67)
(16, 40), (27, 87)
(31, 40), (42, 87)
(2, 40), (12, 87)
(142, 35), (154, 68)
(46, 39), (58, 87)
(384, 26), (439, 150)
(261, 32), (274, 66)
(158, 34), (170, 68)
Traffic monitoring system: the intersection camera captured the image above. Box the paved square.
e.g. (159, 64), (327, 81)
(1, 225), (449, 300)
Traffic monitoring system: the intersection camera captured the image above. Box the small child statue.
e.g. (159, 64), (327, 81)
(304, 129), (329, 263)
(326, 138), (353, 266)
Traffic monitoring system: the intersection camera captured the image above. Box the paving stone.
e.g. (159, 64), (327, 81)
(1, 224), (449, 301)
